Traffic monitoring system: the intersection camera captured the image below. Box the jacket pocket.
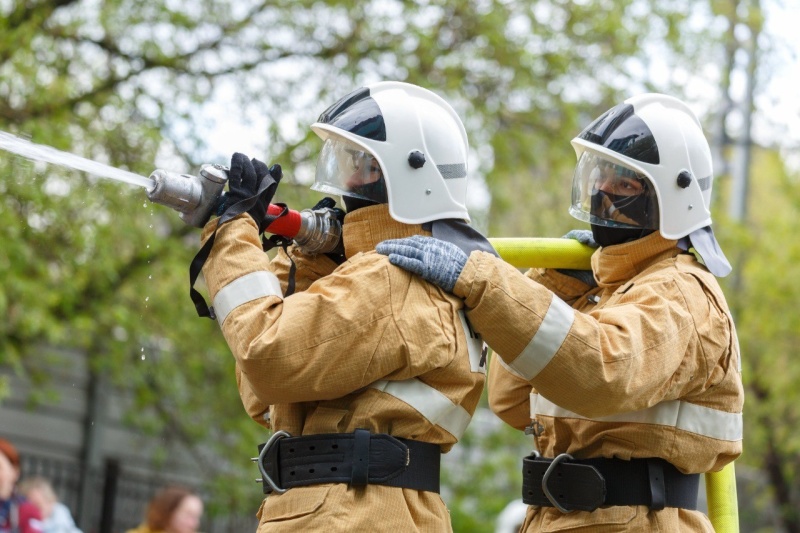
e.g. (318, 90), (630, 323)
(540, 505), (638, 532)
(258, 485), (332, 523)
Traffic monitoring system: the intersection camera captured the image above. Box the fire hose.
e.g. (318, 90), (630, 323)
(145, 164), (598, 266)
(146, 164), (739, 532)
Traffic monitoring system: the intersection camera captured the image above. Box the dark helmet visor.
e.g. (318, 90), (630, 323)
(577, 103), (660, 165)
(316, 87), (387, 141)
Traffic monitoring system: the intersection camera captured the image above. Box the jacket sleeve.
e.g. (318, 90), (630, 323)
(455, 251), (722, 419)
(487, 351), (531, 431)
(527, 268), (596, 307)
(235, 364), (271, 428)
(200, 215), (455, 406)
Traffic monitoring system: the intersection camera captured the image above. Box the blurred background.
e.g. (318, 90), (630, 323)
(0, 0), (797, 531)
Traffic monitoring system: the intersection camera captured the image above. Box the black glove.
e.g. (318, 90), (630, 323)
(223, 152), (283, 232)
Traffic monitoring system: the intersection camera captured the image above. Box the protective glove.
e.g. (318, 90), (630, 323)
(223, 152), (283, 232)
(376, 235), (467, 293)
(557, 229), (598, 287)
(562, 229), (598, 248)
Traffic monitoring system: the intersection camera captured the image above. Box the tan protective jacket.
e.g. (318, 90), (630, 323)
(201, 204), (486, 532)
(454, 232), (743, 532)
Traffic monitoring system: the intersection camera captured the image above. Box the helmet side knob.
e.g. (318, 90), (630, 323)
(408, 150), (426, 169)
(677, 171), (693, 189)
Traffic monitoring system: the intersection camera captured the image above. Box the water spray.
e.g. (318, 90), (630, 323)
(0, 130), (343, 254)
(0, 130), (154, 190)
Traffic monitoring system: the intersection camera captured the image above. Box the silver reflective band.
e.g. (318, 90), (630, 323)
(530, 393), (743, 442)
(212, 271), (282, 326)
(508, 296), (574, 380)
(371, 379), (473, 439)
(437, 163), (466, 179)
(497, 355), (526, 379)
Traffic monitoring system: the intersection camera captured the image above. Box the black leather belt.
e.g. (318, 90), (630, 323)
(522, 453), (700, 512)
(256, 429), (441, 494)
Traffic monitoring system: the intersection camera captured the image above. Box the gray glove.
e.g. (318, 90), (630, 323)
(562, 229), (598, 248)
(376, 235), (467, 293)
(557, 229), (598, 287)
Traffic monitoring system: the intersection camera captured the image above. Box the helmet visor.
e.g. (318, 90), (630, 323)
(569, 151), (659, 229)
(312, 137), (388, 203)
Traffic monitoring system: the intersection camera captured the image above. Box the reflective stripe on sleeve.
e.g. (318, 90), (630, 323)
(371, 379), (473, 439)
(212, 271), (282, 326)
(506, 296), (574, 380)
(530, 392), (743, 442)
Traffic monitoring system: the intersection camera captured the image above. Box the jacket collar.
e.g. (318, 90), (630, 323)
(343, 204), (429, 258)
(592, 231), (681, 288)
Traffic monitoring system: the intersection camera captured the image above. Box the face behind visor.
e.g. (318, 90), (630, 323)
(313, 136), (388, 204)
(570, 151), (659, 230)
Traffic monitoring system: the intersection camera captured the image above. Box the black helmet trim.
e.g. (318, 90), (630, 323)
(578, 103), (660, 165)
(316, 87), (387, 142)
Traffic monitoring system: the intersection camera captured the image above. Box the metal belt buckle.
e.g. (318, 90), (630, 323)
(542, 453), (574, 513)
(256, 430), (290, 494)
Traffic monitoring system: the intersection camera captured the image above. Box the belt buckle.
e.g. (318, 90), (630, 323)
(256, 430), (290, 494)
(542, 453), (574, 513)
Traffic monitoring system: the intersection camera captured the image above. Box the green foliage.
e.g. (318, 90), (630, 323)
(715, 147), (800, 528)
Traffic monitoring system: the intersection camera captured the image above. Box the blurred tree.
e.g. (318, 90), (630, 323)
(708, 1), (800, 531)
(715, 147), (800, 533)
(1, 0), (759, 530)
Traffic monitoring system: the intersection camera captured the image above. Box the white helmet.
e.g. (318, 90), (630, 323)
(569, 93), (713, 240)
(310, 81), (470, 224)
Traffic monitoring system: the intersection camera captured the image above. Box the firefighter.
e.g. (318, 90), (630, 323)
(199, 81), (493, 531)
(377, 93), (744, 531)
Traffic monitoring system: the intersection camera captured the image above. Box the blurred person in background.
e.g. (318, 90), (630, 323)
(17, 477), (81, 533)
(126, 486), (203, 533)
(0, 438), (43, 533)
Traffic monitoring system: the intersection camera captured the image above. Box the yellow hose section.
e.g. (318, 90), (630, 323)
(488, 238), (594, 270)
(706, 463), (739, 532)
(488, 236), (739, 531)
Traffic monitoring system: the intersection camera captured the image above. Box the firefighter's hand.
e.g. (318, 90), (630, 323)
(556, 229), (597, 287)
(562, 229), (598, 248)
(377, 235), (467, 293)
(225, 152), (283, 232)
